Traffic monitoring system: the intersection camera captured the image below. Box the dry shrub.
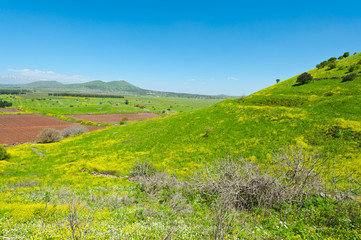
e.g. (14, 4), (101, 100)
(61, 125), (88, 138)
(37, 128), (61, 143)
(130, 160), (157, 177)
(273, 146), (325, 198)
(193, 158), (288, 210)
(192, 149), (326, 210)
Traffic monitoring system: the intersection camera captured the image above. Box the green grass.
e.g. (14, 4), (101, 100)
(1, 53), (361, 239)
(10, 94), (221, 115)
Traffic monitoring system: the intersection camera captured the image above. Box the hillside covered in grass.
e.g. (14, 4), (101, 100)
(1, 53), (361, 239)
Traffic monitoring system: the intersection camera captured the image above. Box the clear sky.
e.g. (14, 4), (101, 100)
(0, 0), (360, 96)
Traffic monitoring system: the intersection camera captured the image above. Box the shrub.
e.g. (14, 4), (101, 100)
(193, 150), (326, 210)
(338, 56), (344, 60)
(130, 160), (157, 177)
(122, 117), (128, 121)
(328, 62), (337, 70)
(316, 61), (328, 69)
(348, 65), (355, 72)
(0, 146), (10, 160)
(202, 126), (213, 137)
(328, 57), (337, 62)
(348, 65), (359, 73)
(343, 52), (350, 58)
(61, 125), (88, 137)
(342, 73), (357, 82)
(0, 100), (12, 108)
(37, 128), (61, 143)
(296, 72), (313, 85)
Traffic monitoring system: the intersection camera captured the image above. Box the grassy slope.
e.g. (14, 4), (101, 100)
(11, 53), (360, 177)
(1, 53), (361, 238)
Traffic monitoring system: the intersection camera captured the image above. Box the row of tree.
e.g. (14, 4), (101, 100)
(48, 93), (125, 98)
(0, 89), (31, 94)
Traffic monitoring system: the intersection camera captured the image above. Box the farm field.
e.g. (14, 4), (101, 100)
(0, 53), (361, 239)
(0, 114), (104, 145)
(0, 108), (20, 112)
(0, 94), (219, 144)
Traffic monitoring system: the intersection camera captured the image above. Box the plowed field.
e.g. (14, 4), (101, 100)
(0, 114), (104, 145)
(66, 113), (161, 123)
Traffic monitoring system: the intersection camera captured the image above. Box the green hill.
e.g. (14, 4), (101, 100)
(23, 80), (65, 88)
(67, 80), (145, 93)
(2, 53), (361, 239)
(4, 79), (230, 99)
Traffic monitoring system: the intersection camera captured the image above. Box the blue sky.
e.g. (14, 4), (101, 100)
(0, 0), (360, 96)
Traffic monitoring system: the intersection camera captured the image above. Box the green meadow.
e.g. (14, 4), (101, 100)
(10, 94), (221, 115)
(1, 53), (361, 239)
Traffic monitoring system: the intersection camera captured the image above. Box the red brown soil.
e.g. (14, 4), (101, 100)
(0, 108), (21, 112)
(66, 112), (161, 123)
(0, 114), (104, 145)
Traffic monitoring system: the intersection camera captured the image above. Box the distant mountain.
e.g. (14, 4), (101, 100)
(23, 81), (65, 88)
(0, 80), (232, 99)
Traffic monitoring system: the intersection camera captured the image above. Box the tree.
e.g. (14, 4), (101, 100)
(276, 79), (280, 83)
(343, 52), (350, 58)
(0, 100), (12, 108)
(316, 61), (328, 69)
(296, 72), (313, 85)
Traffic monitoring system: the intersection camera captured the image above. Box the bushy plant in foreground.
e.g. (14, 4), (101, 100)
(37, 128), (61, 143)
(0, 146), (10, 160)
(61, 125), (88, 137)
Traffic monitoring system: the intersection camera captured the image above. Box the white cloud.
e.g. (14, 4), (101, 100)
(227, 76), (239, 81)
(0, 68), (93, 84)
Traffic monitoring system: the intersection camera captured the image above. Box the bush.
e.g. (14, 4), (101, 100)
(296, 72), (313, 85)
(61, 125), (88, 137)
(37, 128), (61, 143)
(0, 100), (12, 108)
(316, 61), (328, 69)
(328, 62), (337, 70)
(343, 52), (350, 58)
(0, 146), (10, 160)
(348, 65), (359, 73)
(342, 73), (357, 82)
(130, 160), (157, 177)
(328, 57), (337, 62)
(193, 149), (326, 210)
